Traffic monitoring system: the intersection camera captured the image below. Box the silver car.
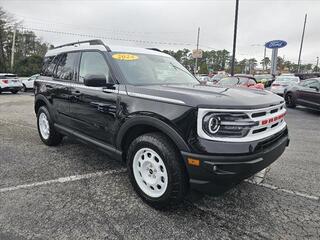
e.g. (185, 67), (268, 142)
(270, 76), (300, 96)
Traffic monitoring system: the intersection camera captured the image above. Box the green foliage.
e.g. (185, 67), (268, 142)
(14, 55), (43, 76)
(163, 48), (230, 74)
(0, 7), (48, 75)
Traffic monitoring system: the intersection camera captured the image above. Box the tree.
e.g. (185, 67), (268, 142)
(248, 58), (257, 74)
(277, 56), (285, 71)
(238, 59), (247, 73)
(14, 55), (43, 76)
(0, 7), (49, 75)
(260, 57), (270, 70)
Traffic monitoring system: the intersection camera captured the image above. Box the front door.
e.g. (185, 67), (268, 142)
(68, 51), (119, 145)
(297, 79), (320, 109)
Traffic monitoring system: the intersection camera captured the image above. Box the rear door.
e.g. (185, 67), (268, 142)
(51, 52), (80, 125)
(68, 51), (119, 144)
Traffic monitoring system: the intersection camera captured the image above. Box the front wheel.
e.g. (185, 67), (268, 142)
(37, 106), (63, 146)
(127, 133), (189, 209)
(11, 90), (18, 94)
(285, 93), (296, 108)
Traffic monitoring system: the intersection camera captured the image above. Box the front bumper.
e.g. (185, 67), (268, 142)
(182, 127), (289, 193)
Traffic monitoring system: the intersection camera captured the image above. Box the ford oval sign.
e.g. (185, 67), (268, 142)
(265, 40), (287, 49)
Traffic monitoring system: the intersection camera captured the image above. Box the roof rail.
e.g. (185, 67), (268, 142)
(53, 39), (111, 51)
(146, 48), (162, 52)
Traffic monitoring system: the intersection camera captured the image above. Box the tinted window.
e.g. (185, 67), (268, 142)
(218, 77), (239, 85)
(239, 78), (249, 84)
(54, 52), (79, 80)
(79, 52), (110, 83)
(248, 79), (256, 85)
(300, 79), (319, 88)
(299, 79), (313, 87)
(41, 56), (56, 76)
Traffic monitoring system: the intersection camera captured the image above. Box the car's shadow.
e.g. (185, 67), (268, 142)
(295, 106), (320, 116)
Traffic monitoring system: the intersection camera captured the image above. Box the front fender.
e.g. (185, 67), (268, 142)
(116, 115), (191, 152)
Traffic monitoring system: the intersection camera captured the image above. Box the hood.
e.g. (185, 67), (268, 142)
(126, 84), (284, 109)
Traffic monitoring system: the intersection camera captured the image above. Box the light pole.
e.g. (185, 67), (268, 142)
(297, 14), (307, 73)
(316, 56), (319, 72)
(194, 27), (200, 75)
(231, 0), (239, 76)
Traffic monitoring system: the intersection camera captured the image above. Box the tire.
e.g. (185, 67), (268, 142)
(37, 106), (63, 146)
(11, 90), (18, 94)
(127, 132), (189, 209)
(285, 93), (296, 108)
(22, 84), (27, 92)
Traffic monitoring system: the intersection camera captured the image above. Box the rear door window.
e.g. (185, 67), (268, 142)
(54, 52), (80, 81)
(43, 56), (60, 77)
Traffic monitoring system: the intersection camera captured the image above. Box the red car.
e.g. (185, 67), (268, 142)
(216, 76), (264, 90)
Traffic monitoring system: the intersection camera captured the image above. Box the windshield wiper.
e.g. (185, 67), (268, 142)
(170, 63), (196, 79)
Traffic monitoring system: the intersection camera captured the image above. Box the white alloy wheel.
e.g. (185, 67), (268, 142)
(39, 112), (50, 140)
(132, 148), (168, 198)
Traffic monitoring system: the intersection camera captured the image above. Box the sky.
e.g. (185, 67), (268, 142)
(1, 0), (319, 66)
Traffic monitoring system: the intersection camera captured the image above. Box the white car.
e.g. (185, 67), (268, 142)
(21, 74), (39, 92)
(270, 76), (300, 96)
(0, 73), (23, 94)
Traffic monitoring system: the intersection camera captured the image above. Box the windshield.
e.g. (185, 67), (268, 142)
(212, 74), (226, 80)
(112, 52), (199, 85)
(218, 77), (239, 85)
(275, 76), (299, 83)
(255, 75), (272, 80)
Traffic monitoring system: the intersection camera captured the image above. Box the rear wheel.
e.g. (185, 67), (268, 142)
(127, 132), (189, 209)
(285, 93), (296, 108)
(37, 106), (63, 146)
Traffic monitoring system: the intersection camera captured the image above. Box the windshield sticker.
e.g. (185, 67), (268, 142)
(112, 54), (139, 61)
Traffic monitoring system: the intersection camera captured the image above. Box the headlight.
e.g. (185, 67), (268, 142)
(202, 112), (258, 138)
(203, 113), (221, 134)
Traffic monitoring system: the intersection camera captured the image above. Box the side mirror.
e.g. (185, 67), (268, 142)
(310, 86), (319, 91)
(84, 75), (107, 87)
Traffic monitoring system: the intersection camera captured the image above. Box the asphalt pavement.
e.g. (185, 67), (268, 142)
(0, 92), (319, 240)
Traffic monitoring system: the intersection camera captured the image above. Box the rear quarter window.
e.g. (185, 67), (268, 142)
(41, 56), (56, 77)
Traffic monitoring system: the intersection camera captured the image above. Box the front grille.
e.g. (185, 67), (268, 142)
(197, 103), (287, 143)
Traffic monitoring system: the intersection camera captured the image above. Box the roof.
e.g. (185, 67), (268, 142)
(45, 39), (170, 58)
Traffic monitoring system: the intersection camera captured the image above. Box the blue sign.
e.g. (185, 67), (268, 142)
(265, 40), (287, 49)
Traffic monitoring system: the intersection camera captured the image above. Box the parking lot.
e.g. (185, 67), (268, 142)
(0, 92), (319, 240)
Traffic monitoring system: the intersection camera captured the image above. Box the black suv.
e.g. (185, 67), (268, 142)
(35, 40), (289, 208)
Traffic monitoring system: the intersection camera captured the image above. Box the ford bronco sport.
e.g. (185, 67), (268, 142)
(35, 40), (289, 208)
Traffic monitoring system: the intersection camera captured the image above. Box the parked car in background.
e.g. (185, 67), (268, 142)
(281, 73), (295, 77)
(217, 76), (264, 90)
(295, 72), (320, 81)
(254, 74), (274, 87)
(270, 76), (300, 96)
(0, 73), (23, 94)
(284, 78), (320, 110)
(21, 74), (40, 92)
(197, 75), (210, 82)
(210, 74), (228, 84)
(197, 75), (210, 84)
